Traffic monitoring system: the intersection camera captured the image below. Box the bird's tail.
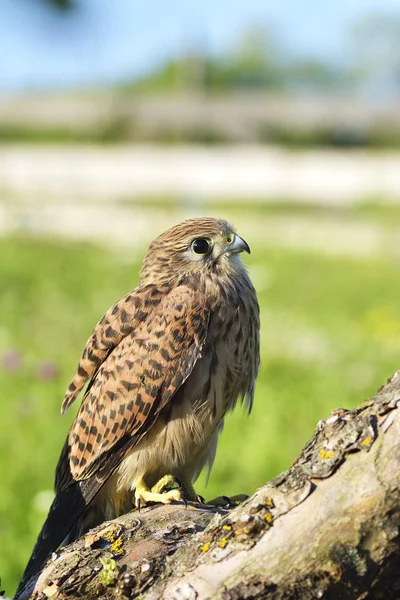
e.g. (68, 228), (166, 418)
(15, 436), (137, 599)
(14, 483), (86, 600)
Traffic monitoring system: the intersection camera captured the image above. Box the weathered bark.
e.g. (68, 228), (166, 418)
(20, 371), (400, 600)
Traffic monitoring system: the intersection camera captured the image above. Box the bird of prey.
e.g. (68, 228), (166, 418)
(16, 217), (259, 598)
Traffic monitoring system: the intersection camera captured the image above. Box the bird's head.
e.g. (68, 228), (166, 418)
(140, 217), (251, 287)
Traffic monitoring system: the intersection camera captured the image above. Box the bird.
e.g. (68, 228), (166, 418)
(16, 217), (260, 598)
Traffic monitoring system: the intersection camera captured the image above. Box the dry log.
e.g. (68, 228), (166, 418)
(19, 371), (400, 600)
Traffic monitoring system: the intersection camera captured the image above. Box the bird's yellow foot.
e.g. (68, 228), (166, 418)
(134, 475), (204, 509)
(134, 476), (183, 509)
(207, 494), (249, 507)
(150, 474), (204, 503)
(150, 474), (180, 494)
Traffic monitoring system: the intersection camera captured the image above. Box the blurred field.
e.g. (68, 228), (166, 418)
(2, 205), (400, 596)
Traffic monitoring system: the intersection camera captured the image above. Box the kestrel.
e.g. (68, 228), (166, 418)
(16, 217), (259, 597)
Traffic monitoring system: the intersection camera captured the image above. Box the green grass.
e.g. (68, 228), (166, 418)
(1, 234), (400, 596)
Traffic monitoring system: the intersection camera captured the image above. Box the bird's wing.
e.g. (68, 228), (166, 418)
(61, 283), (159, 415)
(57, 283), (210, 488)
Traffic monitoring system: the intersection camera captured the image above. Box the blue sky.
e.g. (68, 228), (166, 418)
(1, 0), (399, 91)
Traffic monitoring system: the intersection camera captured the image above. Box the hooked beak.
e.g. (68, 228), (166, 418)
(229, 234), (251, 255)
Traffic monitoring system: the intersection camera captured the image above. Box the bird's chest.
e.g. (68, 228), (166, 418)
(114, 294), (255, 494)
(205, 301), (251, 404)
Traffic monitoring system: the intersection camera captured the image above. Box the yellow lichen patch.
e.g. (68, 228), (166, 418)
(264, 497), (274, 508)
(85, 523), (121, 549)
(201, 541), (211, 552)
(361, 436), (373, 447)
(110, 538), (124, 556)
(222, 524), (232, 531)
(101, 526), (119, 544)
(319, 448), (335, 460)
(264, 512), (274, 524)
(219, 537), (228, 548)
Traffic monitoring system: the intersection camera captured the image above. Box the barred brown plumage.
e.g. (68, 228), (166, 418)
(16, 217), (260, 599)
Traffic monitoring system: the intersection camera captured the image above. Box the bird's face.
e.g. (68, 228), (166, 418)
(140, 217), (251, 286)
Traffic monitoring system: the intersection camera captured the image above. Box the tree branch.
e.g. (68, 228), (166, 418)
(20, 371), (400, 600)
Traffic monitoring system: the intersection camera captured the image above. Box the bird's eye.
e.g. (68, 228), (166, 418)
(191, 238), (210, 255)
(227, 234), (235, 244)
